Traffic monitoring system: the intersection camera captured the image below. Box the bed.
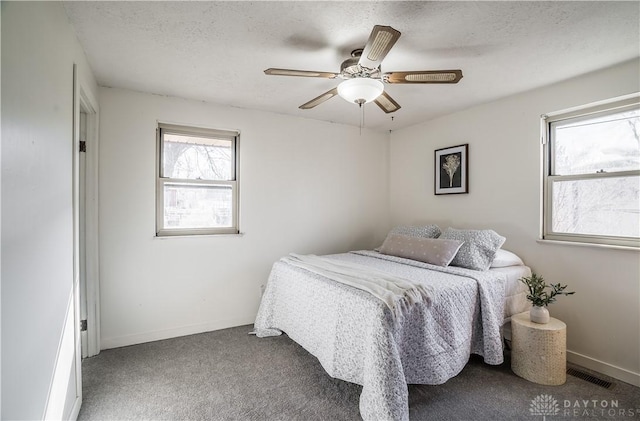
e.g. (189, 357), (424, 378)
(253, 226), (531, 421)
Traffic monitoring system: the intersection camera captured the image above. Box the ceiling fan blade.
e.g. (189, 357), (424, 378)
(299, 88), (339, 109)
(264, 68), (338, 79)
(374, 91), (401, 114)
(383, 70), (463, 84)
(358, 25), (401, 70)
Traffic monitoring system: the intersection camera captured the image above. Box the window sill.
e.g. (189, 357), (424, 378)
(537, 238), (639, 252)
(155, 232), (245, 240)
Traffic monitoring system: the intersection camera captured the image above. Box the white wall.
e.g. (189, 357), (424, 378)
(1, 2), (98, 419)
(98, 88), (390, 348)
(389, 59), (640, 385)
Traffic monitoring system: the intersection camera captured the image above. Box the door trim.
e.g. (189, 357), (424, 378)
(78, 79), (100, 358)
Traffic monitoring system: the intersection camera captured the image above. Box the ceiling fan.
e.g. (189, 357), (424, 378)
(264, 25), (463, 114)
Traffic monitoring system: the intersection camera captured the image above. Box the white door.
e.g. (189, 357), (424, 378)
(44, 65), (100, 420)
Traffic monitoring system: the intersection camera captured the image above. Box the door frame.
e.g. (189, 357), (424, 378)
(67, 62), (100, 418)
(78, 75), (100, 358)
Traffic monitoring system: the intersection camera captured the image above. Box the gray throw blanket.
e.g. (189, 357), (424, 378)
(282, 253), (432, 317)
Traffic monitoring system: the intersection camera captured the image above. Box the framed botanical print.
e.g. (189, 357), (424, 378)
(435, 144), (468, 195)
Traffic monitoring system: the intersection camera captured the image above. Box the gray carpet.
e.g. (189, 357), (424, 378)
(78, 325), (639, 420)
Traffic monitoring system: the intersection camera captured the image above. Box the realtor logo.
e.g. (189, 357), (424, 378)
(530, 394), (560, 420)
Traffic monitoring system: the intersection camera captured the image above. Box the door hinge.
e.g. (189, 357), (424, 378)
(79, 140), (86, 153)
(80, 319), (88, 332)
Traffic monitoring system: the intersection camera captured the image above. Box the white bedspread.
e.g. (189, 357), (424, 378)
(253, 251), (506, 421)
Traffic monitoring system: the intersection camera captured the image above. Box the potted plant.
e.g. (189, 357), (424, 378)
(519, 273), (575, 324)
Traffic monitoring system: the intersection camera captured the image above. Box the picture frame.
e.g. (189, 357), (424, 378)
(435, 144), (468, 195)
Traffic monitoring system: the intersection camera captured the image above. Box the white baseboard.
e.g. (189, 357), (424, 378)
(69, 397), (81, 421)
(100, 316), (256, 350)
(567, 350), (640, 387)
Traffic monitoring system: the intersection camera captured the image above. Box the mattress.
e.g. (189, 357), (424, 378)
(490, 265), (532, 321)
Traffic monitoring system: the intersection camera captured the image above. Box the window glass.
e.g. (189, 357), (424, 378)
(551, 176), (640, 238)
(163, 184), (233, 229)
(552, 109), (640, 176)
(163, 134), (234, 181)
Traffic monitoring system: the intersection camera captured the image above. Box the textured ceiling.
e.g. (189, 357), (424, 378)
(63, 1), (640, 132)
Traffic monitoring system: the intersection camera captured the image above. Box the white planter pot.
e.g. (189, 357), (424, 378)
(530, 306), (550, 324)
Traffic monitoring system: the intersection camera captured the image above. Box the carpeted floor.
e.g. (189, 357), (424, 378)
(78, 325), (639, 420)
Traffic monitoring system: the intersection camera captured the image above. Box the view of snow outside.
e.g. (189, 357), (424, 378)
(551, 109), (639, 238)
(163, 134), (233, 229)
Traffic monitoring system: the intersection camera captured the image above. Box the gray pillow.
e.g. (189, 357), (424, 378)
(379, 233), (463, 266)
(389, 224), (441, 239)
(440, 228), (506, 271)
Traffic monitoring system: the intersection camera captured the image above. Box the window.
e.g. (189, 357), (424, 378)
(156, 123), (239, 236)
(542, 93), (639, 248)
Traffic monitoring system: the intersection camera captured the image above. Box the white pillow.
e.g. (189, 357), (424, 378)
(490, 249), (525, 268)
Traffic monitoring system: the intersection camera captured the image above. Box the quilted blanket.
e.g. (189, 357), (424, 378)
(253, 251), (506, 421)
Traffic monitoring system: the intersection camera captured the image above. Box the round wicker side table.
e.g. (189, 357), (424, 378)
(511, 311), (567, 385)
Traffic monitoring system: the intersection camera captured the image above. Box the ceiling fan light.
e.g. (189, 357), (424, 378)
(337, 78), (384, 104)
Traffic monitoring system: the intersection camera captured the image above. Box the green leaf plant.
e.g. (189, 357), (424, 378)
(519, 273), (575, 307)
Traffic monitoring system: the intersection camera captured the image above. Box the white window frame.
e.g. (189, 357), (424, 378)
(541, 93), (640, 249)
(156, 123), (240, 236)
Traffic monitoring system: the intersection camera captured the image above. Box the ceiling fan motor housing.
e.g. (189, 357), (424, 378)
(340, 53), (381, 80)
